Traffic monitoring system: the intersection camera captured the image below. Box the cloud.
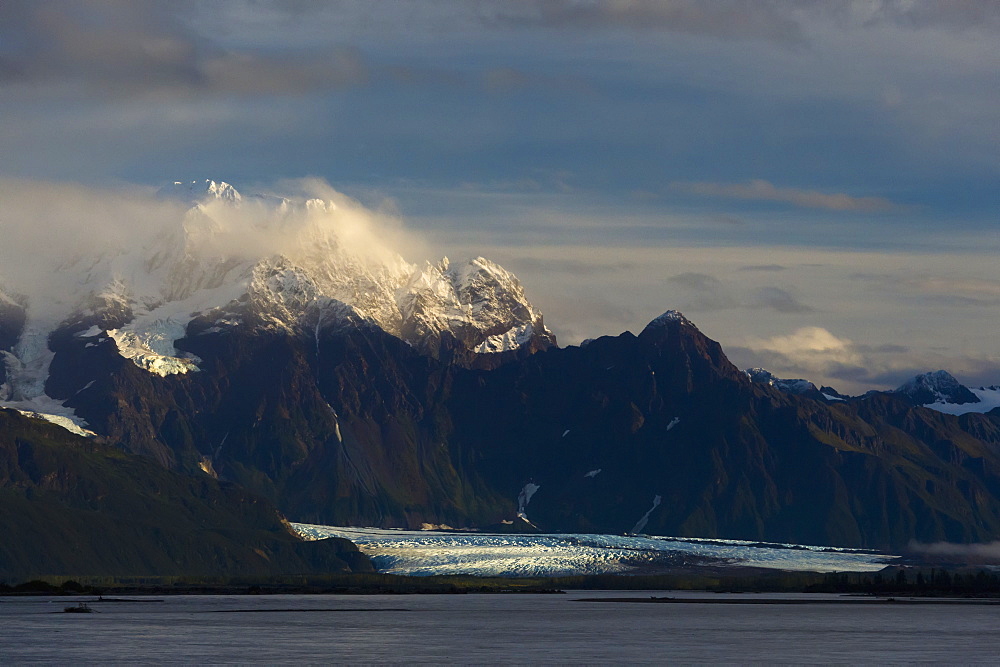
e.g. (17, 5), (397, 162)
(0, 179), (186, 319)
(0, 1), (367, 97)
(857, 343), (910, 355)
(0, 177), (426, 321)
(825, 1), (1000, 33)
(852, 273), (1000, 307)
(667, 273), (811, 314)
(907, 541), (1000, 564)
(507, 257), (637, 276)
(481, 66), (595, 97)
(746, 326), (863, 369)
(751, 287), (813, 313)
(735, 323), (1000, 393)
(739, 264), (787, 272)
(670, 179), (897, 211)
(668, 272), (722, 290)
(481, 0), (806, 45)
(667, 272), (738, 311)
(457, 169), (577, 195)
(913, 277), (1000, 305)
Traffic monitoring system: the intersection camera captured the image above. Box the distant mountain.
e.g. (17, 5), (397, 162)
(0, 408), (372, 579)
(0, 179), (554, 432)
(893, 370), (981, 406)
(21, 296), (1000, 549)
(744, 367), (1000, 414)
(4, 180), (1000, 556)
(745, 367), (823, 398)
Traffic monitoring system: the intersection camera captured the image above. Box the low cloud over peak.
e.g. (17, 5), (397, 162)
(670, 179), (897, 212)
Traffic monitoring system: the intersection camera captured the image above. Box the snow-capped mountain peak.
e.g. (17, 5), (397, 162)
(745, 367), (818, 396)
(158, 179), (242, 206)
(643, 309), (696, 331)
(0, 179), (556, 438)
(894, 370), (980, 406)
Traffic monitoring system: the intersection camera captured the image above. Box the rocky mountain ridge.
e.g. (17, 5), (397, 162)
(2, 180), (1000, 553)
(0, 180), (554, 430)
(750, 365), (998, 415)
(10, 296), (997, 549)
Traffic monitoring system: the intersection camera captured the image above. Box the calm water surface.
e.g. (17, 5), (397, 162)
(2, 591), (999, 663)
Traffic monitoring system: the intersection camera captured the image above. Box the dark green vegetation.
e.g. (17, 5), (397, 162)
(806, 568), (1000, 598)
(8, 568), (1000, 599)
(43, 307), (1000, 551)
(0, 573), (564, 595)
(0, 409), (372, 580)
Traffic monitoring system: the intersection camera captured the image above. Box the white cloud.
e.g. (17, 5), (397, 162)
(746, 327), (863, 370)
(669, 179), (896, 212)
(0, 177), (427, 321)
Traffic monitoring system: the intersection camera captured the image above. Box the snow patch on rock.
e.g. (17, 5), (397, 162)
(895, 370), (980, 406)
(645, 310), (695, 330)
(746, 367), (818, 395)
(630, 494), (662, 535)
(516, 482), (540, 521)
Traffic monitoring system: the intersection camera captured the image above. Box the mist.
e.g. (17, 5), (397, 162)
(907, 540), (1000, 565)
(0, 179), (185, 321)
(0, 177), (429, 324)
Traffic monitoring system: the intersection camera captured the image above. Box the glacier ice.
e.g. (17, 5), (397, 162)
(290, 524), (898, 577)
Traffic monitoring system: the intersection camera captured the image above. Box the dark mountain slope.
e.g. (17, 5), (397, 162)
(0, 409), (372, 579)
(48, 312), (513, 529)
(448, 316), (1000, 548)
(41, 308), (1000, 550)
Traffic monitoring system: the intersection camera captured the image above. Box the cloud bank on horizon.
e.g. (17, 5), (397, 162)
(0, 0), (997, 393)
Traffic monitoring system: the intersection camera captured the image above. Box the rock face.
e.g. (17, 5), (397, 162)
(447, 315), (1000, 547)
(99, 180), (554, 366)
(1, 179), (554, 439)
(5, 180), (1000, 552)
(31, 301), (1000, 550)
(0, 408), (372, 579)
(893, 370), (981, 406)
(746, 367), (822, 397)
(0, 290), (25, 392)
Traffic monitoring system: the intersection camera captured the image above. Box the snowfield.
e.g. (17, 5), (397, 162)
(290, 524), (897, 576)
(923, 386), (1000, 416)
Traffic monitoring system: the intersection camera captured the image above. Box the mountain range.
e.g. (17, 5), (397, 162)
(3, 179), (1000, 577)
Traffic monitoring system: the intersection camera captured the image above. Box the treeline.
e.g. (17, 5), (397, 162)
(805, 569), (1000, 597)
(0, 579), (90, 594)
(6, 569), (1000, 597)
(0, 573), (565, 595)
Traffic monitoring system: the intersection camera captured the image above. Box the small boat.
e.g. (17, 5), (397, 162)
(63, 602), (93, 613)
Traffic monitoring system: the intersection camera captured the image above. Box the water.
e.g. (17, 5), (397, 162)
(3, 592), (999, 663)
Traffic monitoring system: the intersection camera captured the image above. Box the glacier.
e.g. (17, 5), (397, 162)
(291, 524), (898, 576)
(0, 314), (95, 436)
(920, 386), (1000, 416)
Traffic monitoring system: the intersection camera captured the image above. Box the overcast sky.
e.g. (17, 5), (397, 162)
(1, 0), (998, 393)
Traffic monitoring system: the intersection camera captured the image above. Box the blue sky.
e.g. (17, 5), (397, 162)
(1, 1), (998, 392)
